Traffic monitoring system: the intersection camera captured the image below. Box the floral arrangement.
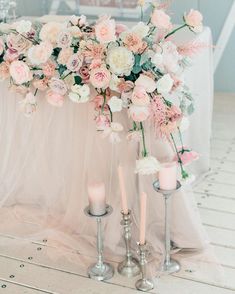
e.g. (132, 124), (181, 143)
(0, 1), (204, 180)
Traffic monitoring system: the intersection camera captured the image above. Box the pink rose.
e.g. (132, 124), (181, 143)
(6, 33), (31, 54)
(42, 60), (56, 77)
(116, 23), (128, 36)
(95, 115), (110, 131)
(129, 105), (150, 122)
(131, 86), (150, 106)
(122, 32), (144, 54)
(90, 66), (111, 89)
(184, 9), (203, 28)
(66, 53), (84, 72)
(95, 17), (116, 43)
(4, 49), (19, 62)
(57, 31), (72, 48)
(0, 62), (10, 80)
(79, 65), (90, 83)
(46, 90), (65, 107)
(49, 78), (67, 95)
(9, 60), (32, 85)
(135, 74), (156, 93)
(151, 9), (172, 30)
(174, 146), (199, 166)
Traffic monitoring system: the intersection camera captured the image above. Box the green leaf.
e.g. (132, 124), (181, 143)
(187, 103), (195, 115)
(58, 65), (67, 76)
(74, 75), (82, 85)
(132, 65), (142, 74)
(52, 47), (61, 57)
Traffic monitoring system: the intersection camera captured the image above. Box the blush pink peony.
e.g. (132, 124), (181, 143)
(95, 17), (116, 43)
(131, 86), (150, 106)
(174, 146), (199, 166)
(129, 105), (150, 122)
(46, 90), (65, 107)
(184, 9), (203, 28)
(151, 9), (172, 30)
(9, 60), (32, 84)
(90, 66), (111, 89)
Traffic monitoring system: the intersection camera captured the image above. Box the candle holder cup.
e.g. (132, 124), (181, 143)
(135, 242), (154, 292)
(153, 180), (181, 274)
(118, 210), (140, 278)
(84, 205), (114, 281)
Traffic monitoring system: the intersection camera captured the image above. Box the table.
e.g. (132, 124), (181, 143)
(0, 17), (216, 279)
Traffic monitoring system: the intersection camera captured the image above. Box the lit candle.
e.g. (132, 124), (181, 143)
(88, 182), (106, 216)
(118, 165), (129, 215)
(139, 192), (147, 245)
(158, 161), (177, 190)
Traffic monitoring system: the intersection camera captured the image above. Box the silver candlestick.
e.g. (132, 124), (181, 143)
(153, 180), (181, 274)
(135, 242), (154, 292)
(118, 210), (140, 277)
(84, 205), (114, 281)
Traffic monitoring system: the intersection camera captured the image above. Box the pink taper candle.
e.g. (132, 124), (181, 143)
(118, 165), (129, 215)
(139, 192), (147, 245)
(158, 161), (177, 190)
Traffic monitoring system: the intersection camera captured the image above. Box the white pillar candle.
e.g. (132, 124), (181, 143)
(159, 161), (177, 190)
(139, 192), (147, 245)
(118, 165), (129, 215)
(88, 182), (106, 216)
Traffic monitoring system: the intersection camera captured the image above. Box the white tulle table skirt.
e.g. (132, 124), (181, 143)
(0, 81), (220, 280)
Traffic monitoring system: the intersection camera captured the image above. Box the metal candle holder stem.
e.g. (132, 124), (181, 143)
(153, 180), (181, 274)
(84, 205), (114, 281)
(135, 243), (154, 292)
(118, 210), (140, 277)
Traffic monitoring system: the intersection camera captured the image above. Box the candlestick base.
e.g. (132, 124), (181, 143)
(88, 262), (114, 281)
(162, 258), (181, 274)
(118, 257), (140, 278)
(135, 278), (154, 292)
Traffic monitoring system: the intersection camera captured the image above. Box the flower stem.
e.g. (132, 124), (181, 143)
(140, 122), (148, 157)
(165, 24), (187, 39)
(34, 88), (38, 96)
(170, 133), (188, 178)
(101, 90), (106, 114)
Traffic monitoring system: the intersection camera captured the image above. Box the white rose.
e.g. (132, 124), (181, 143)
(108, 96), (123, 112)
(27, 42), (53, 65)
(71, 84), (90, 98)
(39, 22), (63, 44)
(69, 92), (89, 103)
(156, 74), (174, 94)
(131, 22), (149, 38)
(78, 84), (90, 97)
(15, 20), (32, 34)
(135, 156), (161, 175)
(19, 92), (37, 117)
(106, 46), (134, 76)
(151, 53), (163, 67)
(135, 74), (156, 93)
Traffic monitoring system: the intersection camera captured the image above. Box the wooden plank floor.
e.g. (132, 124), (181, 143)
(0, 93), (234, 294)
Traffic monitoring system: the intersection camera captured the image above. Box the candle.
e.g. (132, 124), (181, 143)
(118, 165), (129, 215)
(158, 161), (177, 190)
(139, 192), (147, 245)
(88, 182), (106, 216)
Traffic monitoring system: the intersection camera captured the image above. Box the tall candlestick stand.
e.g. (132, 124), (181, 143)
(118, 210), (140, 277)
(135, 242), (154, 292)
(84, 205), (114, 281)
(153, 180), (181, 274)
